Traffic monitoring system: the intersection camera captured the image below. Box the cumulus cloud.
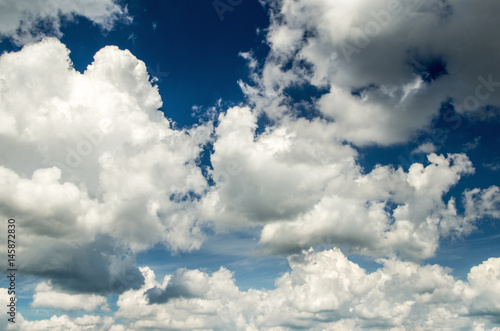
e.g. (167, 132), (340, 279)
(116, 266), (241, 330)
(110, 248), (500, 330)
(467, 257), (500, 322)
(199, 106), (498, 260)
(32, 282), (108, 311)
(200, 106), (358, 228)
(242, 0), (500, 145)
(22, 235), (144, 294)
(439, 185), (500, 238)
(0, 0), (130, 46)
(146, 268), (212, 304)
(8, 313), (117, 331)
(0, 38), (211, 292)
(258, 152), (483, 259)
(463, 186), (500, 220)
(1, 4), (499, 329)
(201, 0), (500, 263)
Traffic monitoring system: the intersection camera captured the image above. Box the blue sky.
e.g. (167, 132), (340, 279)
(0, 0), (500, 330)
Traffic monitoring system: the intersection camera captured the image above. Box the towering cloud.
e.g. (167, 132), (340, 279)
(0, 38), (211, 293)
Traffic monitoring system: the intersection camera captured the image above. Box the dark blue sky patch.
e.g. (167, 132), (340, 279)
(356, 143), (410, 173)
(279, 54), (314, 74)
(282, 83), (330, 120)
(60, 0), (269, 129)
(201, 146), (217, 187)
(409, 53), (448, 83)
(169, 191), (202, 203)
(255, 111), (275, 136)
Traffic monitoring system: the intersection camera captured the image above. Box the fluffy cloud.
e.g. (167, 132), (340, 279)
(467, 257), (500, 321)
(258, 153), (490, 259)
(1, 1), (498, 329)
(0, 38), (211, 292)
(110, 248), (500, 330)
(0, 0), (130, 46)
(21, 235), (145, 294)
(146, 268), (214, 304)
(201, 106), (498, 260)
(464, 186), (500, 220)
(242, 0), (500, 145)
(8, 314), (117, 331)
(116, 266), (241, 330)
(0, 35), (497, 305)
(32, 282), (108, 311)
(412, 142), (438, 154)
(9, 248), (500, 330)
(200, 106), (358, 228)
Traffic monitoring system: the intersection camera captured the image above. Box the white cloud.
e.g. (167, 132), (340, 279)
(200, 106), (358, 229)
(258, 156), (471, 259)
(1, 7), (498, 329)
(199, 106), (497, 260)
(437, 185), (500, 239)
(467, 257), (500, 319)
(243, 0), (500, 145)
(464, 186), (500, 220)
(10, 313), (116, 331)
(0, 288), (12, 330)
(32, 282), (108, 311)
(0, 38), (211, 292)
(199, 1), (500, 262)
(0, 0), (130, 46)
(115, 266), (241, 330)
(110, 248), (500, 330)
(412, 142), (438, 154)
